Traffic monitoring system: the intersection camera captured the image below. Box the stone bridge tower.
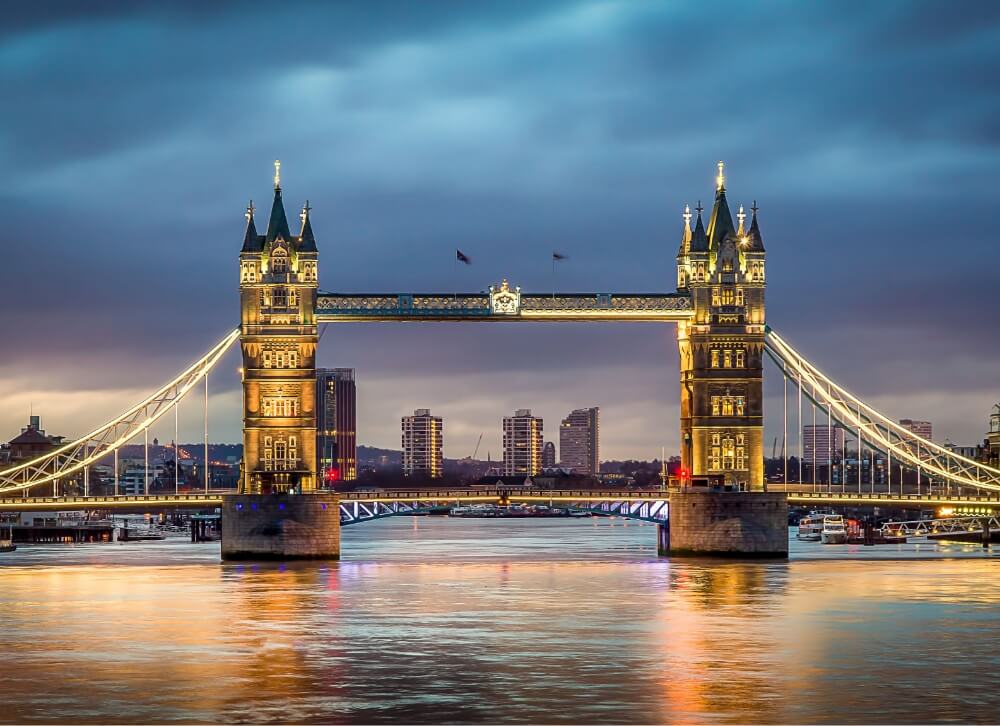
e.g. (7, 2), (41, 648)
(238, 162), (319, 494)
(675, 163), (766, 490)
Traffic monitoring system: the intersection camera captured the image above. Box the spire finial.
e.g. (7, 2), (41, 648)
(246, 199), (255, 221)
(737, 203), (745, 228)
(683, 203), (692, 229)
(274, 159), (281, 190)
(696, 200), (703, 215)
(300, 199), (312, 226)
(716, 160), (725, 191)
(751, 199), (759, 215)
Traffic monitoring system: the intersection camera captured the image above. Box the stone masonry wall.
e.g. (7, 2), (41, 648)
(221, 493), (340, 560)
(666, 490), (787, 557)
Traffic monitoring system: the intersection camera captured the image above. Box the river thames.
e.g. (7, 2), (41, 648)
(1, 517), (998, 724)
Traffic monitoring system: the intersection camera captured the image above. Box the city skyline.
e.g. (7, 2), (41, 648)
(1, 2), (999, 461)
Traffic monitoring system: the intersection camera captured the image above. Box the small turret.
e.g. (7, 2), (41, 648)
(240, 200), (260, 253)
(299, 200), (317, 253)
(746, 200), (765, 252)
(689, 201), (708, 252)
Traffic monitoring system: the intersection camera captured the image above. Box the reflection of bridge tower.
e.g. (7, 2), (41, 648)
(676, 164), (766, 490)
(238, 163), (319, 494)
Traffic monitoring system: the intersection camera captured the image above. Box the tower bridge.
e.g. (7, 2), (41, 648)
(2, 161), (998, 559)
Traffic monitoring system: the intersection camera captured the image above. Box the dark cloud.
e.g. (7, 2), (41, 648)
(1, 0), (998, 454)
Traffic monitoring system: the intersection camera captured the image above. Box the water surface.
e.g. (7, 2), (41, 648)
(1, 517), (998, 724)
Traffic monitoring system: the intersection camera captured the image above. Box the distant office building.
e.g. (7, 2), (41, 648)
(541, 441), (557, 468)
(899, 419), (933, 441)
(402, 409), (443, 477)
(316, 368), (357, 483)
(559, 407), (600, 475)
(503, 409), (543, 476)
(802, 424), (846, 463)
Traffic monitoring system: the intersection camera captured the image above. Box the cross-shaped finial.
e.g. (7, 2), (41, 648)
(300, 199), (312, 226)
(737, 204), (746, 228)
(274, 159), (281, 189)
(246, 199), (255, 221)
(695, 200), (703, 215)
(751, 199), (759, 215)
(683, 203), (692, 227)
(716, 160), (725, 191)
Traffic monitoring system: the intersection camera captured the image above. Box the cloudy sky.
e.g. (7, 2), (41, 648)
(1, 1), (998, 460)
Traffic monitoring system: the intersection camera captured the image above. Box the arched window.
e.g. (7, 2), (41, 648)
(271, 248), (288, 274)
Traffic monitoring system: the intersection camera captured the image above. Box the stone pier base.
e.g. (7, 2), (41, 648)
(221, 493), (340, 561)
(663, 490), (788, 558)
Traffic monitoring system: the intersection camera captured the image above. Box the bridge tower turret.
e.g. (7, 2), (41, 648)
(676, 163), (766, 490)
(238, 161), (319, 494)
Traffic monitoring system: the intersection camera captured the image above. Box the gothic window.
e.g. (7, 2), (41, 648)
(710, 447), (721, 471)
(272, 288), (288, 308)
(711, 397), (721, 416)
(289, 435), (297, 463)
(712, 288), (720, 306)
(262, 397), (299, 417)
(262, 350), (272, 369)
(722, 436), (736, 470)
(735, 349), (746, 368)
(723, 350), (733, 368)
(736, 288), (744, 306)
(274, 440), (287, 461)
(711, 349), (720, 368)
(259, 290), (267, 307)
(736, 397), (745, 416)
(720, 288), (735, 306)
(263, 436), (273, 461)
(271, 249), (288, 274)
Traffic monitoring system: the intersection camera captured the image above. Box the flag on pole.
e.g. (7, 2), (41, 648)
(552, 252), (567, 261)
(456, 249), (471, 265)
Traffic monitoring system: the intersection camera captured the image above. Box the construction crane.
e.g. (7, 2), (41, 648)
(471, 432), (484, 460)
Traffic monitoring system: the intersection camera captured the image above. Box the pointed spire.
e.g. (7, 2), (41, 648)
(706, 162), (736, 251)
(736, 204), (746, 236)
(298, 199), (317, 252)
(689, 200), (708, 252)
(677, 203), (693, 258)
(746, 199), (765, 252)
(240, 199), (260, 253)
(265, 162), (291, 245)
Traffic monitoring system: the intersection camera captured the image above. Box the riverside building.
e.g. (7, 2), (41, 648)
(559, 407), (599, 475)
(402, 409), (443, 477)
(503, 409), (543, 476)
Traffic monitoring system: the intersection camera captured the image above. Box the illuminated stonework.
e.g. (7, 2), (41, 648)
(239, 169), (319, 494)
(676, 167), (766, 490)
(489, 279), (521, 315)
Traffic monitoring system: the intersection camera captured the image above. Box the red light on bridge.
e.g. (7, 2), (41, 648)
(679, 468), (689, 481)
(325, 466), (341, 484)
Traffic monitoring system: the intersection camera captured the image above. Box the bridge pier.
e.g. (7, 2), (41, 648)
(662, 490), (788, 558)
(221, 493), (340, 560)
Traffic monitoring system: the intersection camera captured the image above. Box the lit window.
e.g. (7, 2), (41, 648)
(262, 351), (273, 369)
(271, 250), (288, 274)
(711, 397), (721, 416)
(736, 288), (744, 305)
(712, 288), (721, 306)
(735, 349), (745, 368)
(711, 350), (720, 368)
(711, 433), (721, 446)
(724, 350), (732, 368)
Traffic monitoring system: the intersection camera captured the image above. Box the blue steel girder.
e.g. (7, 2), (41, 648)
(565, 498), (669, 524)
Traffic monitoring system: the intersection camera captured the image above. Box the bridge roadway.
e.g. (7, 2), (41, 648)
(1, 488), (998, 513)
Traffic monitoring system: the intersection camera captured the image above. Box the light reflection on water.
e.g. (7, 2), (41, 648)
(1, 517), (999, 724)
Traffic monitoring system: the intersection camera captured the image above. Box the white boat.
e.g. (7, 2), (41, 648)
(796, 514), (824, 541)
(821, 515), (848, 544)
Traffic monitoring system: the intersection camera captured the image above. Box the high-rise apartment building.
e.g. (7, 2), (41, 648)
(316, 368), (357, 483)
(899, 419), (933, 441)
(541, 441), (557, 468)
(802, 424), (846, 464)
(503, 409), (543, 476)
(402, 409), (443, 477)
(559, 407), (599, 475)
